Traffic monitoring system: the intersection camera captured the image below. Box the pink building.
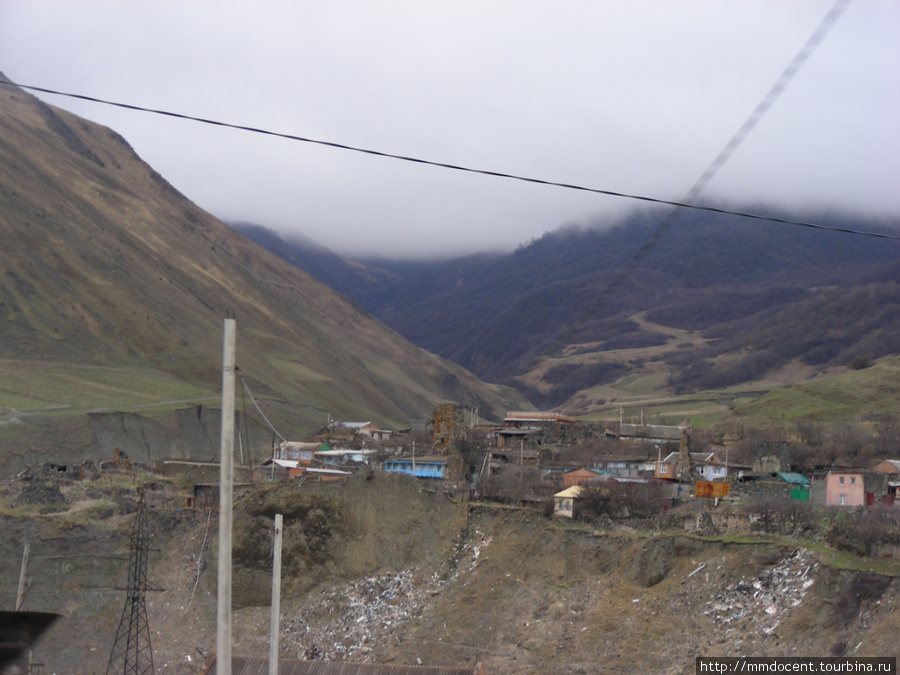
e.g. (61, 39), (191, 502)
(824, 472), (865, 506)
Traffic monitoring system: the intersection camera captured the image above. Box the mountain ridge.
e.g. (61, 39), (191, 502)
(0, 78), (528, 473)
(234, 204), (900, 411)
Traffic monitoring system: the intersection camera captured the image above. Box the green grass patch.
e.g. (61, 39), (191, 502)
(612, 373), (668, 393)
(0, 360), (216, 415)
(734, 359), (900, 422)
(806, 541), (900, 576)
(264, 356), (332, 382)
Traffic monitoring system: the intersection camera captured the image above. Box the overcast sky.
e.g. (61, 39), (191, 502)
(1, 1), (898, 257)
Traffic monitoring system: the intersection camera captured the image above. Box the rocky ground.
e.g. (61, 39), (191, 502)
(1, 467), (899, 674)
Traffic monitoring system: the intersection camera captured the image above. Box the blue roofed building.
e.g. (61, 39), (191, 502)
(383, 456), (447, 479)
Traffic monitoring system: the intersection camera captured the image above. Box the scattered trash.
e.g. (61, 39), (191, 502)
(686, 563), (707, 579)
(702, 550), (817, 638)
(281, 530), (492, 661)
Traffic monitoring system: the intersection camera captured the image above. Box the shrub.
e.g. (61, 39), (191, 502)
(832, 572), (891, 625)
(826, 506), (900, 557)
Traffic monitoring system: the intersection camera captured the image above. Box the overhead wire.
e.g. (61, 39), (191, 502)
(237, 373), (286, 443)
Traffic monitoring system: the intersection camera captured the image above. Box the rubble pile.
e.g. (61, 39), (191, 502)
(704, 550), (817, 637)
(281, 568), (426, 661)
(456, 528), (492, 573)
(282, 530), (493, 661)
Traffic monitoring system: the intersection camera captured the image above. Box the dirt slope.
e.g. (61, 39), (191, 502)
(2, 473), (897, 674)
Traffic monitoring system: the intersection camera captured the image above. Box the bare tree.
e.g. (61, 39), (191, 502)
(746, 492), (791, 534)
(872, 414), (900, 455)
(477, 465), (542, 505)
(795, 420), (823, 447)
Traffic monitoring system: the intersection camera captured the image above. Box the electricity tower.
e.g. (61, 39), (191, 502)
(106, 488), (157, 675)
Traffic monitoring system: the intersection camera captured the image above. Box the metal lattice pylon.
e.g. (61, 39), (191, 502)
(106, 488), (155, 675)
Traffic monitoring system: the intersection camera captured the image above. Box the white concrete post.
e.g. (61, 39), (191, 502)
(15, 542), (29, 611)
(217, 318), (236, 675)
(269, 514), (283, 675)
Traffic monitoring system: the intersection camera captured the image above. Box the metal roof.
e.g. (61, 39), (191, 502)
(564, 467), (616, 475)
(554, 485), (587, 499)
(504, 411), (577, 424)
(775, 472), (811, 486)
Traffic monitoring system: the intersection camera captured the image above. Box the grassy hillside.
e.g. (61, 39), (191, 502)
(732, 356), (900, 422)
(0, 78), (528, 473)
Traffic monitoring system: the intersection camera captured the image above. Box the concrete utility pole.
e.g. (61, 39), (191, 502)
(15, 542), (29, 612)
(269, 514), (283, 675)
(217, 318), (236, 675)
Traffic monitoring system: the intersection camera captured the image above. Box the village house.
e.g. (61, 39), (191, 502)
(314, 448), (375, 466)
(743, 471), (812, 502)
(334, 421), (382, 438)
(493, 426), (531, 448)
(592, 455), (650, 478)
(654, 451), (749, 481)
(752, 471), (811, 489)
(259, 457), (303, 479)
(553, 485), (585, 518)
(811, 471), (865, 506)
(864, 467), (898, 504)
(562, 467), (617, 488)
(260, 458), (353, 481)
(863, 471), (897, 505)
(502, 411), (577, 428)
(485, 447), (541, 469)
(383, 456), (447, 479)
(872, 459), (900, 474)
(809, 470), (896, 506)
(540, 462), (585, 487)
(273, 440), (323, 464)
(262, 441), (369, 479)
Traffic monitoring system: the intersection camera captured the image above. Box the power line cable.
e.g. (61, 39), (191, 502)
(237, 373), (286, 443)
(0, 41), (894, 243)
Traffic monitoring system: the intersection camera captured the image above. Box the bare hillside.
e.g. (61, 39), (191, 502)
(3, 472), (898, 674)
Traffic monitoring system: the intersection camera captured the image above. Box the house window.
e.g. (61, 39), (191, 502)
(660, 465), (668, 474)
(850, 477), (856, 485)
(840, 494), (846, 505)
(839, 476), (845, 485)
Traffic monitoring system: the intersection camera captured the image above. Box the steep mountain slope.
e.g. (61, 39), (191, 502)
(237, 208), (900, 409)
(0, 77), (527, 472)
(229, 222), (399, 298)
(354, 212), (899, 378)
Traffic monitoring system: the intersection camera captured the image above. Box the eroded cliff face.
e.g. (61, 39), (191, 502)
(1, 470), (897, 674)
(0, 405), (274, 475)
(228, 471), (466, 606)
